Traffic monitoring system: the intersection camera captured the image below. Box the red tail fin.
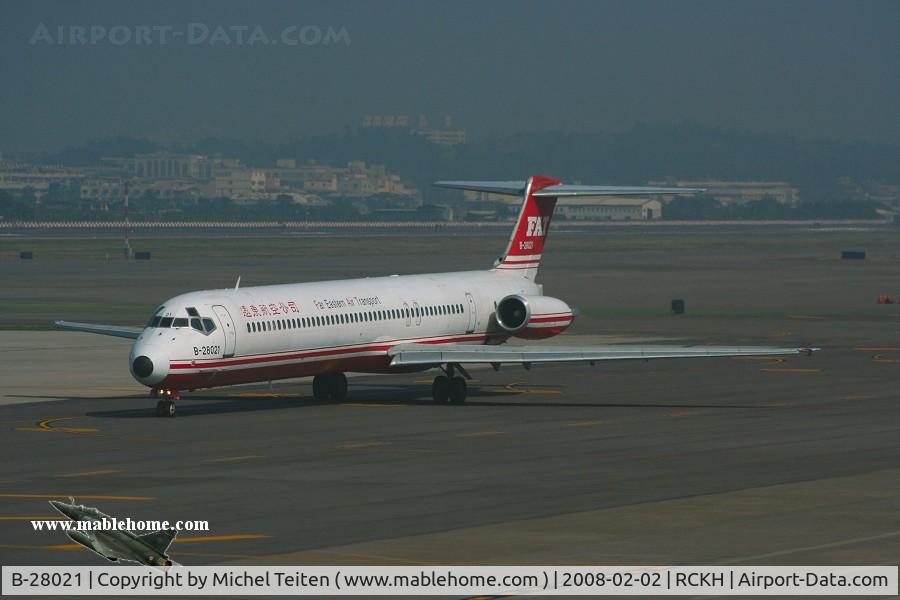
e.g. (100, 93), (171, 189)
(495, 175), (561, 280)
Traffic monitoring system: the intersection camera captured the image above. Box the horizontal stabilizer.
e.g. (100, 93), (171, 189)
(434, 180), (704, 197)
(55, 320), (142, 339)
(389, 343), (816, 366)
(533, 184), (705, 197)
(434, 180), (529, 195)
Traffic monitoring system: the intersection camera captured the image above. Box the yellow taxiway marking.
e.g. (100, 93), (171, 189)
(16, 417), (99, 434)
(854, 347), (900, 352)
(872, 353), (900, 364)
(172, 534), (270, 544)
(841, 395), (877, 401)
(664, 410), (702, 418)
(55, 469), (120, 478)
(338, 441), (389, 449)
(0, 516), (66, 520)
(565, 420), (608, 427)
(460, 431), (506, 437)
(732, 356), (785, 364)
(766, 330), (793, 337)
(38, 534), (271, 552)
(0, 493), (153, 501)
(202, 455), (261, 463)
(760, 368), (821, 373)
(504, 382), (562, 395)
(170, 550), (262, 559)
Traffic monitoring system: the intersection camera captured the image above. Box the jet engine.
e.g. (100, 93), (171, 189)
(494, 294), (574, 339)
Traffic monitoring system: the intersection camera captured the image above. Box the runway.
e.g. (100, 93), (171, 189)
(1, 332), (897, 567)
(2, 229), (899, 569)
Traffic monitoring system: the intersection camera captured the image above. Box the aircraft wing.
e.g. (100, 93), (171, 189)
(388, 343), (816, 366)
(54, 320), (142, 340)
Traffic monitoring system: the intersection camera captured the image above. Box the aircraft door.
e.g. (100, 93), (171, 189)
(402, 302), (411, 327)
(412, 301), (422, 326)
(212, 305), (236, 358)
(465, 292), (477, 334)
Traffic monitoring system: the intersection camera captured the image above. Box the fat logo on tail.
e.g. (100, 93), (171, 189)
(496, 175), (561, 280)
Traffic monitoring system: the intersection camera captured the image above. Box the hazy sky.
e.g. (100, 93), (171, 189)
(1, 0), (898, 151)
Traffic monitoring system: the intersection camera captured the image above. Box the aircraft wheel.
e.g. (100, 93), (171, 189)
(312, 374), (329, 401)
(432, 375), (450, 404)
(449, 377), (467, 404)
(156, 399), (176, 418)
(331, 372), (348, 402)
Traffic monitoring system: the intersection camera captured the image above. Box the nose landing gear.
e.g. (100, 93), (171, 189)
(152, 388), (180, 418)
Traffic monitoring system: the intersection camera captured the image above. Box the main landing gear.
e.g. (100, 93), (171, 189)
(432, 363), (469, 404)
(152, 388), (180, 418)
(312, 372), (348, 402)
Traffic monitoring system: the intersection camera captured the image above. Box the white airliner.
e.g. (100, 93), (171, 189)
(57, 176), (815, 417)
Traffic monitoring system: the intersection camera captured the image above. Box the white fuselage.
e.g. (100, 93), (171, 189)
(129, 269), (546, 391)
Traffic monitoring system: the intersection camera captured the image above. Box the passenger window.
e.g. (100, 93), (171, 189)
(246, 323), (251, 333)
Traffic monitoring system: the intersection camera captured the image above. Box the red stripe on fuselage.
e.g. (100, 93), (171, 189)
(170, 332), (490, 370)
(161, 333), (491, 391)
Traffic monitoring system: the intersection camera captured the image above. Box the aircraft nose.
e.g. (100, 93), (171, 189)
(129, 347), (169, 386)
(132, 356), (154, 378)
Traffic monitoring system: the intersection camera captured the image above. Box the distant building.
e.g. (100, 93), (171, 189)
(212, 169), (270, 201)
(361, 113), (467, 146)
(557, 198), (662, 221)
(79, 177), (124, 202)
(362, 114), (410, 129)
(649, 180), (800, 206)
(0, 163), (83, 197)
(416, 128), (467, 146)
(133, 153), (211, 179)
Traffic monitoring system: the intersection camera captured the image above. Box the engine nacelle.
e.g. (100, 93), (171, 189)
(494, 294), (574, 339)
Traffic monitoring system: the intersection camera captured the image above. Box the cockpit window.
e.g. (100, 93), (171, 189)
(146, 306), (165, 328)
(186, 307), (199, 317)
(190, 318), (203, 332)
(172, 318), (188, 328)
(160, 317), (174, 328)
(202, 318), (216, 333)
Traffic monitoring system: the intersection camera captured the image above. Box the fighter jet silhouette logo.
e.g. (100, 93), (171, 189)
(49, 498), (178, 566)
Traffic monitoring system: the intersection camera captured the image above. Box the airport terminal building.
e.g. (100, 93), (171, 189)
(557, 197), (662, 221)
